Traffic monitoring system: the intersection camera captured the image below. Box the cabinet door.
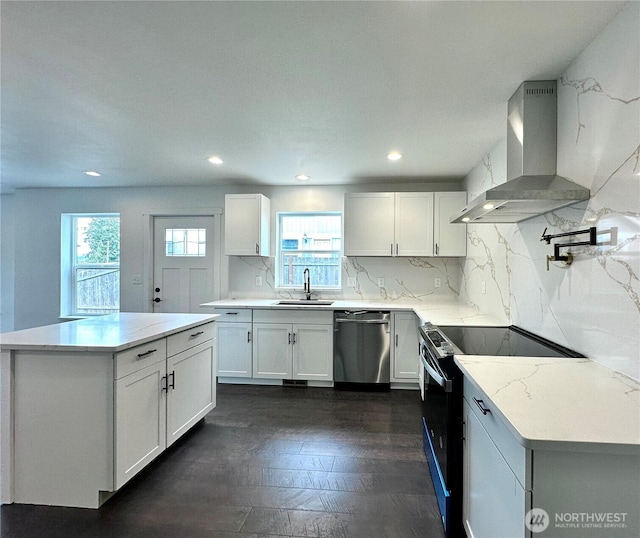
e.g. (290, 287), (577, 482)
(434, 192), (467, 257)
(166, 340), (216, 447)
(292, 324), (333, 381)
(252, 323), (292, 378)
(391, 312), (419, 381)
(115, 361), (167, 489)
(463, 400), (526, 538)
(224, 194), (270, 256)
(344, 193), (395, 256)
(395, 192), (434, 256)
(216, 322), (252, 377)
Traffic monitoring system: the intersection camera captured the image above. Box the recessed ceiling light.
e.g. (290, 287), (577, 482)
(387, 151), (403, 161)
(207, 155), (223, 165)
(482, 203), (495, 210)
(462, 217), (471, 223)
(84, 170), (101, 177)
(295, 174), (310, 181)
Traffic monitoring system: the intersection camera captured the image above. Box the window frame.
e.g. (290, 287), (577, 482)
(275, 211), (342, 291)
(60, 213), (121, 318)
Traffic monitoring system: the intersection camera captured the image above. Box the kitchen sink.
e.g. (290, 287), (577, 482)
(275, 299), (334, 306)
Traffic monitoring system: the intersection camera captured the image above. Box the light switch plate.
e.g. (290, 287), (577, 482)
(347, 277), (357, 288)
(435, 278), (441, 288)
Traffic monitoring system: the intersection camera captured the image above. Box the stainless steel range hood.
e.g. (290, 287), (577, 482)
(451, 81), (590, 223)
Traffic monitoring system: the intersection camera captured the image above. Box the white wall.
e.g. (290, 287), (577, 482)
(1, 181), (462, 331)
(461, 2), (640, 379)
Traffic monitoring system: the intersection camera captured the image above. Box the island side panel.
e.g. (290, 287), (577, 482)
(13, 350), (114, 508)
(1, 350), (13, 503)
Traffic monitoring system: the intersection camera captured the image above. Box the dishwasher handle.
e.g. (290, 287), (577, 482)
(335, 318), (390, 325)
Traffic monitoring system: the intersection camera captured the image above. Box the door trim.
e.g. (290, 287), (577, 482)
(143, 208), (223, 313)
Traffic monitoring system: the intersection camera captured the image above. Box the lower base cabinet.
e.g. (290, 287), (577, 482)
(13, 321), (216, 508)
(391, 312), (419, 383)
(462, 377), (640, 538)
(252, 310), (333, 382)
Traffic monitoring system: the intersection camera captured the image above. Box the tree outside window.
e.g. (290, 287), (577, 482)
(61, 214), (120, 316)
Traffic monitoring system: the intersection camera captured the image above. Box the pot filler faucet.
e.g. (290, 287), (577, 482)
(303, 268), (311, 300)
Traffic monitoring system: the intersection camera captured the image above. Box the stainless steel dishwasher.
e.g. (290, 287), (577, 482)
(333, 311), (391, 390)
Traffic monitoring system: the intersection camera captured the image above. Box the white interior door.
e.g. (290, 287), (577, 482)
(153, 216), (216, 313)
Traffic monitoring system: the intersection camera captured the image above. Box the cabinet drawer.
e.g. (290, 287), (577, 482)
(212, 308), (252, 323)
(464, 377), (530, 488)
(167, 322), (215, 357)
(116, 339), (167, 379)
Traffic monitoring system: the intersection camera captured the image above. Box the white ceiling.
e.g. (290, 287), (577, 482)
(0, 1), (627, 193)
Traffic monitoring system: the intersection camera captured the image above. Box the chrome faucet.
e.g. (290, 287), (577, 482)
(303, 268), (311, 300)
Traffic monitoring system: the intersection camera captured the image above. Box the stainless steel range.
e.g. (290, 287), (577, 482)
(418, 323), (584, 537)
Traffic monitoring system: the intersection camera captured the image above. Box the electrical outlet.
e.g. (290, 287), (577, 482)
(132, 274), (142, 285)
(434, 278), (441, 288)
(378, 277), (385, 287)
(347, 277), (357, 288)
(255, 276), (263, 287)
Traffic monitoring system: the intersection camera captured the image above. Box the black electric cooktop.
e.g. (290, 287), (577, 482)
(438, 325), (585, 358)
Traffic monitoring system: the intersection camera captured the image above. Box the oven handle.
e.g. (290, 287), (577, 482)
(420, 352), (452, 392)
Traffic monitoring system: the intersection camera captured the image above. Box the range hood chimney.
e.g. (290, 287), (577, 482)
(451, 80), (590, 223)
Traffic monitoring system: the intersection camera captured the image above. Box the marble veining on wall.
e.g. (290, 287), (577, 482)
(228, 255), (462, 303)
(461, 2), (640, 380)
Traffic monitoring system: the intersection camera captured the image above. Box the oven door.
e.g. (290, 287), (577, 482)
(420, 341), (462, 536)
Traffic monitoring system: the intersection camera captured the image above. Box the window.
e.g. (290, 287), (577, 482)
(61, 214), (120, 317)
(165, 228), (206, 256)
(276, 212), (342, 290)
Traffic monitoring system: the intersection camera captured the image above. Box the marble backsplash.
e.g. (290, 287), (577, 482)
(228, 255), (463, 304)
(460, 2), (639, 379)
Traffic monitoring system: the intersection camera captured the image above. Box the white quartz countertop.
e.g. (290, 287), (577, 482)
(455, 355), (640, 454)
(201, 298), (506, 326)
(0, 313), (219, 352)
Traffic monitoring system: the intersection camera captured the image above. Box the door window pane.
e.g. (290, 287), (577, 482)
(165, 228), (206, 256)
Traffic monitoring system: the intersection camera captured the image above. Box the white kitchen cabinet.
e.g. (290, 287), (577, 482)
(391, 311), (420, 383)
(343, 192), (395, 256)
(395, 192), (435, 256)
(344, 191), (465, 257)
(434, 192), (467, 257)
(462, 376), (640, 538)
(115, 358), (167, 489)
(252, 310), (333, 382)
(224, 193), (270, 256)
(252, 322), (292, 378)
(2, 314), (218, 509)
(115, 322), (216, 489)
(213, 308), (253, 378)
(463, 397), (528, 538)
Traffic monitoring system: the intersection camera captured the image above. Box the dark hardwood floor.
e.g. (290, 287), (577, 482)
(1, 384), (445, 537)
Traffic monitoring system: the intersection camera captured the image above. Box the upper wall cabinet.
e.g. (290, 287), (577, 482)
(344, 192), (465, 257)
(434, 192), (467, 257)
(344, 192), (434, 256)
(224, 194), (270, 256)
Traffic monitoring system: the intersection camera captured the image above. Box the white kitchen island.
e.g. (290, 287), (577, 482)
(0, 312), (218, 508)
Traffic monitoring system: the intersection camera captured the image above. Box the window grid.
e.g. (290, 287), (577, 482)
(277, 212), (342, 289)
